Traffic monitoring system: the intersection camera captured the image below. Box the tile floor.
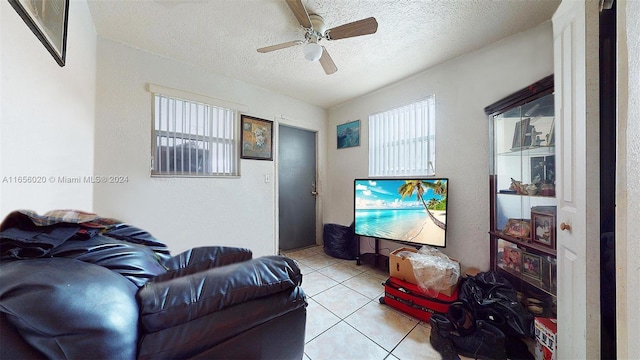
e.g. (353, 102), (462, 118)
(282, 245), (473, 360)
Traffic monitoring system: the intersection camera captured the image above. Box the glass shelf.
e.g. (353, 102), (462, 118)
(485, 76), (556, 299)
(496, 145), (556, 157)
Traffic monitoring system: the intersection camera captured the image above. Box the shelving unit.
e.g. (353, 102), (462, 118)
(485, 75), (557, 316)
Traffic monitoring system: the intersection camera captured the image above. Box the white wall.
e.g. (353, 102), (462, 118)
(325, 23), (554, 270)
(0, 0), (97, 218)
(92, 39), (326, 257)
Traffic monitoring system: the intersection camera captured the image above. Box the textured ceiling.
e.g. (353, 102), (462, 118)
(87, 0), (560, 109)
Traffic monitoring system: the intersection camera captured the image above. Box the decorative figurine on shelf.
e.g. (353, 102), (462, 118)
(526, 183), (538, 195)
(510, 178), (522, 194)
(531, 126), (543, 147)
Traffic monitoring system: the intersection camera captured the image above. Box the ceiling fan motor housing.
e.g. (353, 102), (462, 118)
(303, 14), (325, 62)
(308, 14), (327, 40)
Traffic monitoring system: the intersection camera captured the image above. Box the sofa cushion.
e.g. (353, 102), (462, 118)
(0, 258), (139, 360)
(50, 234), (167, 287)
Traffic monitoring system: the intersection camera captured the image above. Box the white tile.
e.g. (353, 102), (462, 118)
(304, 322), (388, 360)
(318, 263), (366, 282)
(298, 253), (339, 270)
(305, 298), (341, 343)
(344, 301), (420, 351)
(343, 271), (386, 300)
(299, 256), (479, 360)
(284, 247), (320, 260)
(391, 323), (442, 360)
(309, 246), (325, 255)
(312, 284), (371, 319)
(296, 261), (315, 275)
(331, 257), (362, 268)
(301, 271), (339, 297)
(365, 266), (390, 281)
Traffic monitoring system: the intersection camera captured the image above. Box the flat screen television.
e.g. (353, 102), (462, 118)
(354, 178), (448, 247)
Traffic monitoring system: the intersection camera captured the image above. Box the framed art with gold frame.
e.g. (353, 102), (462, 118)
(241, 115), (273, 161)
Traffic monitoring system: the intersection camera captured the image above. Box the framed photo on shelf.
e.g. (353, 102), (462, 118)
(499, 242), (522, 274)
(530, 156), (546, 184)
(549, 257), (557, 294)
(541, 256), (556, 294)
(546, 120), (555, 146)
(241, 115), (273, 161)
(531, 208), (556, 249)
(544, 155), (555, 184)
(522, 252), (543, 281)
(511, 118), (532, 150)
(530, 155), (556, 188)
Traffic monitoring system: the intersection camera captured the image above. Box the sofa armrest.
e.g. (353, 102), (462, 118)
(153, 246), (252, 282)
(138, 255), (302, 332)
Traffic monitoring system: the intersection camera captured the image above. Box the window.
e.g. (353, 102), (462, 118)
(149, 85), (244, 177)
(368, 96), (436, 177)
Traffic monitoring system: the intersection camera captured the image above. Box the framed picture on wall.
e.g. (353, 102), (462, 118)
(337, 120), (360, 149)
(241, 115), (273, 161)
(9, 0), (70, 66)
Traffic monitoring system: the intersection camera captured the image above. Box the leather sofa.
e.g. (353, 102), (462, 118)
(0, 210), (307, 359)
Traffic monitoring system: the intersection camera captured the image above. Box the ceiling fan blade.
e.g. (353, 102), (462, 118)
(319, 47), (337, 75)
(326, 17), (378, 40)
(257, 40), (303, 53)
(286, 0), (312, 29)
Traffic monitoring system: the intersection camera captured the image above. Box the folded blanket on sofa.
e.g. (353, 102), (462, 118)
(0, 210), (171, 286)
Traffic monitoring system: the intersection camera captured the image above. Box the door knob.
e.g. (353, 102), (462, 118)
(560, 223), (571, 231)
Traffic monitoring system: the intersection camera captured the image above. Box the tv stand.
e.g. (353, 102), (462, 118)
(356, 237), (389, 271)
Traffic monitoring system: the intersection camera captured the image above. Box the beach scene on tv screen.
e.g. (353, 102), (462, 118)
(355, 179), (447, 247)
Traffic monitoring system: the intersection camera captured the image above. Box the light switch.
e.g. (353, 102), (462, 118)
(265, 174), (271, 183)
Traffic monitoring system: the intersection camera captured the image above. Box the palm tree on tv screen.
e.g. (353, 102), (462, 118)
(398, 180), (447, 230)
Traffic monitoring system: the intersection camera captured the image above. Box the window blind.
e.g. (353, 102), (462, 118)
(368, 96), (436, 177)
(150, 90), (240, 177)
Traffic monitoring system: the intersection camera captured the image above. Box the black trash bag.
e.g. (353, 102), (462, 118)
(323, 223), (358, 260)
(458, 271), (534, 338)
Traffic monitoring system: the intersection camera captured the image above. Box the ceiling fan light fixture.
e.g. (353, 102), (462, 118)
(303, 42), (323, 62)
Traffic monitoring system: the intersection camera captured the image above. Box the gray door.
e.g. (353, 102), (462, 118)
(278, 125), (317, 251)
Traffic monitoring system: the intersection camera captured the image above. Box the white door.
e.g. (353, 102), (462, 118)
(552, 0), (601, 358)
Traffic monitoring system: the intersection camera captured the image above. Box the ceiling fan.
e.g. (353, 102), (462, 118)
(257, 0), (378, 75)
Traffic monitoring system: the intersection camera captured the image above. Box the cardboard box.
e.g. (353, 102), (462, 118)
(534, 317), (557, 360)
(389, 247), (459, 296)
(463, 267), (482, 277)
